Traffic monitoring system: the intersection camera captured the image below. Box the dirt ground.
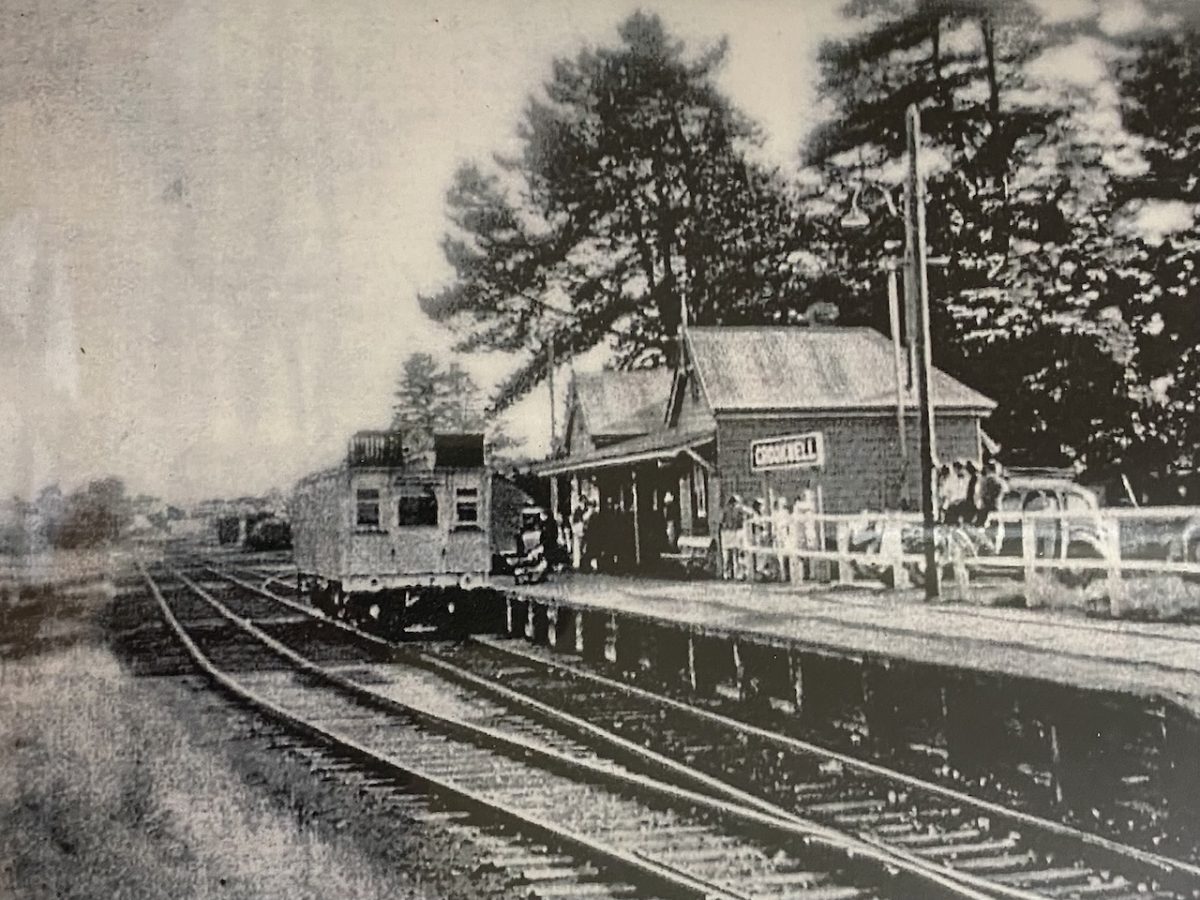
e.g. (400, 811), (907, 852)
(0, 549), (526, 900)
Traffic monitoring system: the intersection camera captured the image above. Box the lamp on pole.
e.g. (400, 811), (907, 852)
(903, 103), (941, 601)
(839, 103), (941, 600)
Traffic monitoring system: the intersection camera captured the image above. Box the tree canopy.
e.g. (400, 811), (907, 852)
(420, 12), (809, 410)
(418, 2), (1200, 481)
(799, 0), (1200, 477)
(391, 352), (515, 455)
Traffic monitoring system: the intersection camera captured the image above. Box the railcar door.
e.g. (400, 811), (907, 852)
(392, 477), (443, 576)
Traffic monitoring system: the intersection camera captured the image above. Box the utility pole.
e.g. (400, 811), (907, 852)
(547, 330), (558, 517)
(884, 261), (909, 506)
(547, 331), (557, 453)
(904, 103), (940, 600)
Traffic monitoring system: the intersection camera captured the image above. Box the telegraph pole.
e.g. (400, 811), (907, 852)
(547, 331), (557, 453)
(904, 103), (941, 600)
(547, 330), (558, 516)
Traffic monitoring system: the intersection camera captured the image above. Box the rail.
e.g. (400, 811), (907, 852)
(204, 558), (1200, 897)
(151, 558), (992, 900)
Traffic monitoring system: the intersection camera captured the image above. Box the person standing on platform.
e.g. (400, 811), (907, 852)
(977, 460), (1008, 548)
(719, 494), (744, 580)
(539, 510), (559, 572)
(772, 496), (793, 582)
(663, 491), (680, 552)
(943, 461), (966, 523)
(953, 460), (981, 526)
(570, 503), (585, 570)
(582, 500), (599, 572)
(936, 464), (954, 523)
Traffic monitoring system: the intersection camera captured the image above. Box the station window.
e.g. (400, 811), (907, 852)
(355, 489), (381, 528)
(397, 483), (438, 527)
(455, 487), (479, 526)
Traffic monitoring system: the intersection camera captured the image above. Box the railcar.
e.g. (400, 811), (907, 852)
(292, 431), (529, 634)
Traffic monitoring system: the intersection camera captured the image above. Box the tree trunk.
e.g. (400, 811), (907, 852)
(981, 15), (1000, 127)
(931, 13), (945, 109)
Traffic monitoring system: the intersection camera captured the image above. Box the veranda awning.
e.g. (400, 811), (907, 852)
(535, 425), (716, 477)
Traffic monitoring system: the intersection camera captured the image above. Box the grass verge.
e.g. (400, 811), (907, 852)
(0, 645), (426, 900)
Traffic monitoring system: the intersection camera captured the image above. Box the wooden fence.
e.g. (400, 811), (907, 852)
(720, 506), (1200, 612)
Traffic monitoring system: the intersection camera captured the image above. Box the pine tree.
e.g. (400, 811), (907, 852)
(390, 353), (512, 456)
(804, 0), (1147, 472)
(1110, 21), (1200, 474)
(420, 12), (808, 410)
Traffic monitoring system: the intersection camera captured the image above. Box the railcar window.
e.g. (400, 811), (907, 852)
(455, 487), (479, 525)
(397, 484), (438, 527)
(356, 489), (381, 528)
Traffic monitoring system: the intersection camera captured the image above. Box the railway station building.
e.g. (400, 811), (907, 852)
(539, 325), (995, 570)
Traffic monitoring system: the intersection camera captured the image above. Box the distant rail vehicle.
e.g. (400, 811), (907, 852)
(292, 431), (528, 633)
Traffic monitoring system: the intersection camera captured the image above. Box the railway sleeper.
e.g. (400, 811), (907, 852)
(829, 809), (912, 827)
(591, 824), (713, 845)
(952, 850), (1039, 873)
(1039, 879), (1142, 898)
(520, 864), (600, 882)
(750, 885), (866, 900)
(888, 827), (984, 847)
(407, 810), (473, 824)
(735, 869), (829, 890)
(669, 858), (778, 883)
(655, 843), (766, 864)
(992, 866), (1109, 887)
(527, 885), (641, 899)
(453, 773), (549, 791)
(787, 781), (846, 799)
(483, 852), (576, 869)
(869, 822), (921, 838)
(912, 836), (1021, 859)
(807, 798), (886, 815)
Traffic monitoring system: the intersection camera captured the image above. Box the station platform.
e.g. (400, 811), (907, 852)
(510, 574), (1200, 715)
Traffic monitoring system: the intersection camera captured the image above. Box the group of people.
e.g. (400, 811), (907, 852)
(517, 458), (1010, 584)
(936, 458), (1008, 527)
(515, 493), (692, 581)
(565, 497), (637, 573)
(719, 490), (820, 581)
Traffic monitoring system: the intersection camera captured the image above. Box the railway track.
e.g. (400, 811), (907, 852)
(199, 559), (1200, 900)
(145, 560), (990, 900)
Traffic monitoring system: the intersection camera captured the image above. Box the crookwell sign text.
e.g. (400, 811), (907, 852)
(750, 432), (825, 472)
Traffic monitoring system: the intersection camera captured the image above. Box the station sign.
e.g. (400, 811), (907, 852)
(750, 431), (825, 472)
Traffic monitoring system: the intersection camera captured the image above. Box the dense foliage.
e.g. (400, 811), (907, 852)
(419, 12), (811, 410)
(0, 478), (133, 553)
(802, 0), (1200, 479)
(391, 352), (515, 454)
(422, 3), (1200, 482)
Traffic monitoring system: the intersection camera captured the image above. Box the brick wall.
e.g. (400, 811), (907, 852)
(716, 411), (982, 513)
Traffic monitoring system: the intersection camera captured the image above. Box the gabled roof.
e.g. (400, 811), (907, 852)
(573, 368), (672, 438)
(686, 326), (995, 413)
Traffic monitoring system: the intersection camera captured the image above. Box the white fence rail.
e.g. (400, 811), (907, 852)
(716, 506), (1200, 613)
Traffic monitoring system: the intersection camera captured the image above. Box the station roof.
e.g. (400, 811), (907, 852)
(537, 423), (715, 476)
(686, 326), (995, 413)
(573, 369), (672, 439)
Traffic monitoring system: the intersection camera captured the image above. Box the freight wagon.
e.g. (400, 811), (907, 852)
(292, 431), (529, 633)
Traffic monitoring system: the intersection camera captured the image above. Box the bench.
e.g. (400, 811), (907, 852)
(660, 536), (716, 575)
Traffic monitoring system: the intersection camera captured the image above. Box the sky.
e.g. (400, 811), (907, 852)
(0, 0), (1173, 504)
